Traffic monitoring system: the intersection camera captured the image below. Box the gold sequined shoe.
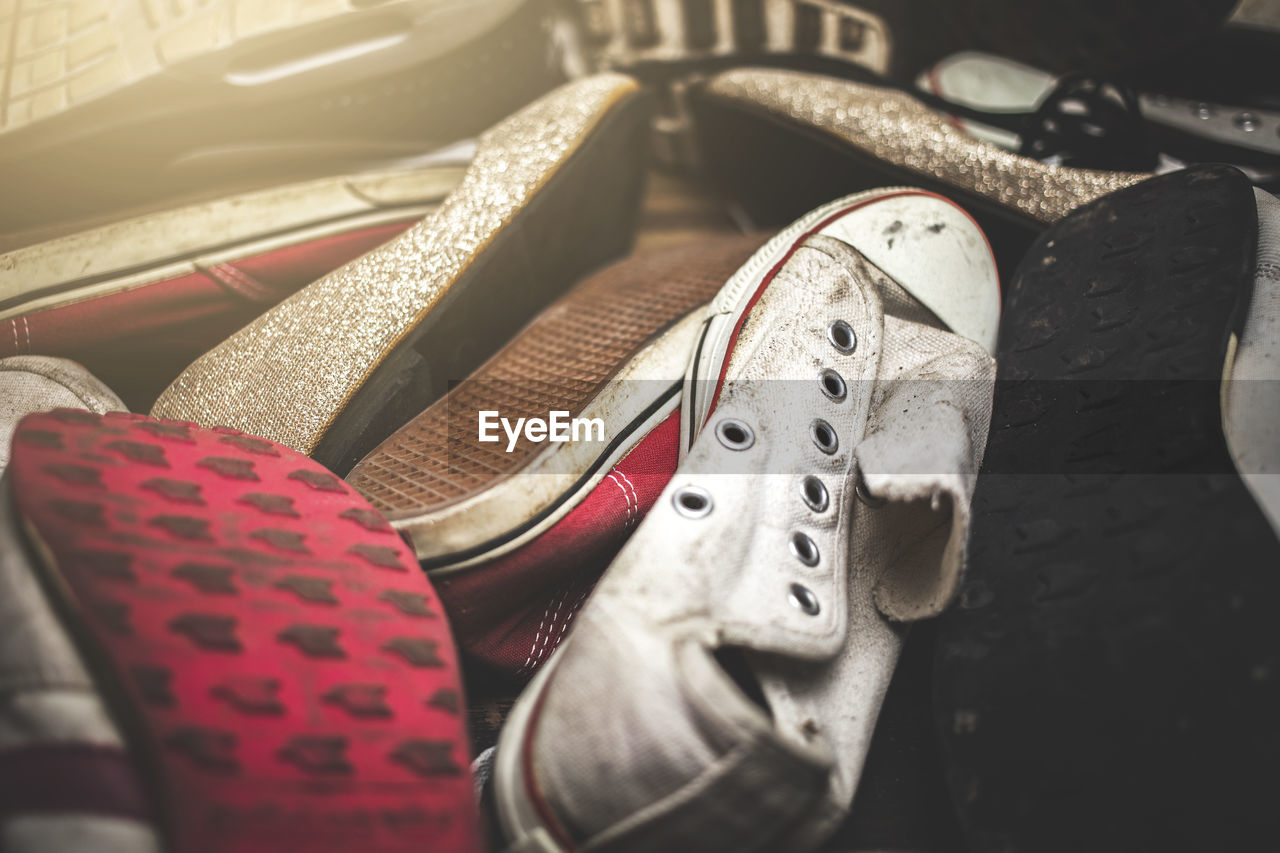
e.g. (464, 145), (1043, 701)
(689, 67), (1152, 267)
(151, 73), (651, 472)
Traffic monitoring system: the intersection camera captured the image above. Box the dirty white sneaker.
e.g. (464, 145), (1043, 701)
(492, 188), (999, 852)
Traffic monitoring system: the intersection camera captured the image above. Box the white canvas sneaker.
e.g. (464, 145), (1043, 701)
(492, 188), (999, 852)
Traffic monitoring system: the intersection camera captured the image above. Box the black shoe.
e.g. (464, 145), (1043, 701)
(934, 164), (1280, 853)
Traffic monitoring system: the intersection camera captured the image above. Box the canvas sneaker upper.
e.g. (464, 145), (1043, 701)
(495, 190), (998, 852)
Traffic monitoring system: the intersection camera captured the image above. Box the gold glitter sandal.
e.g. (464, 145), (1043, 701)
(689, 67), (1151, 272)
(151, 73), (651, 473)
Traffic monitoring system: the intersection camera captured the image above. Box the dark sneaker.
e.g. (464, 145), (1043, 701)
(935, 165), (1280, 853)
(573, 0), (1237, 83)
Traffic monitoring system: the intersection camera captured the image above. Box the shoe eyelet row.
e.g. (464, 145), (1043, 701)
(810, 419), (838, 455)
(801, 476), (828, 513)
(785, 318), (861, 617)
(673, 485), (713, 519)
(820, 369), (847, 402)
(788, 583), (820, 616)
(716, 418), (755, 451)
(827, 320), (857, 354)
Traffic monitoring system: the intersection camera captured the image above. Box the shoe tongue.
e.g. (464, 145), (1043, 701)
(869, 264), (951, 330)
(813, 192), (1001, 355)
(801, 233), (948, 331)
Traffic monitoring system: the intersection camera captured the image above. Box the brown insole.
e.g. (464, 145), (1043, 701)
(346, 234), (767, 518)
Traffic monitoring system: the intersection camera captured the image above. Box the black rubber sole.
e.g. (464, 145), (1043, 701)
(313, 88), (653, 475)
(934, 165), (1280, 852)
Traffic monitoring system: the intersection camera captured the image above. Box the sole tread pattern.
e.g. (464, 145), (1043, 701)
(9, 410), (479, 853)
(935, 165), (1280, 852)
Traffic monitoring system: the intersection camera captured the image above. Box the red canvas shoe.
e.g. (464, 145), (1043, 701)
(346, 234), (767, 678)
(0, 158), (465, 410)
(6, 411), (480, 853)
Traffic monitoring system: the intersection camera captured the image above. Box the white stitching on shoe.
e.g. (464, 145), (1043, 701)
(519, 595), (557, 676)
(548, 583), (592, 660)
(532, 585), (572, 670)
(9, 319), (18, 354)
(616, 470), (640, 526)
(608, 472), (637, 526)
(22, 317), (30, 354)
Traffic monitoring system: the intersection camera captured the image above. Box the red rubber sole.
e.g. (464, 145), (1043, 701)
(8, 410), (480, 853)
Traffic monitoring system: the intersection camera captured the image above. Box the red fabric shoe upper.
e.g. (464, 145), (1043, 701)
(0, 221), (414, 407)
(436, 410), (680, 679)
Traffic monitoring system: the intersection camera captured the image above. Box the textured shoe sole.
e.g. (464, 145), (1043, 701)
(934, 166), (1280, 852)
(347, 234), (765, 568)
(9, 411), (479, 853)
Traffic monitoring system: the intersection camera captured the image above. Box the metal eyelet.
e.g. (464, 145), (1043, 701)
(788, 583), (820, 616)
(810, 419), (838, 455)
(819, 368), (847, 402)
(801, 476), (829, 513)
(790, 532), (820, 567)
(672, 486), (713, 519)
(715, 418), (755, 451)
(855, 470), (886, 508)
(827, 320), (856, 354)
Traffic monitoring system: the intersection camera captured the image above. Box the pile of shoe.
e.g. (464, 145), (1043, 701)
(0, 2), (1276, 852)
